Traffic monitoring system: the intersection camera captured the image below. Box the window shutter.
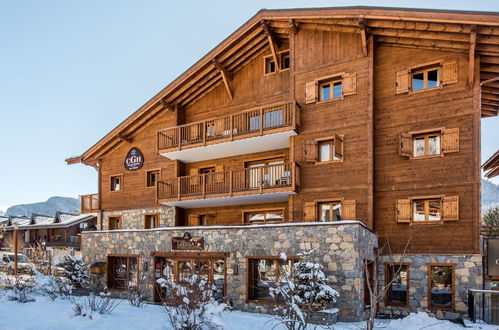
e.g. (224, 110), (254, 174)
(395, 69), (410, 94)
(343, 73), (357, 96)
(304, 140), (318, 162)
(206, 214), (217, 225)
(396, 199), (411, 223)
(399, 132), (412, 158)
(304, 202), (316, 221)
(443, 196), (459, 221)
(442, 128), (459, 154)
(188, 214), (199, 226)
(334, 135), (344, 159)
(189, 167), (200, 185)
(442, 59), (458, 85)
(342, 200), (356, 220)
(305, 80), (317, 104)
(215, 165), (224, 183)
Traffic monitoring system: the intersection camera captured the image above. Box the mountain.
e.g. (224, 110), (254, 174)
(4, 196), (80, 217)
(483, 179), (499, 212)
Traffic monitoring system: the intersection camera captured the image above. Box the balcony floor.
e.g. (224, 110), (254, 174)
(160, 130), (296, 163)
(159, 190), (295, 209)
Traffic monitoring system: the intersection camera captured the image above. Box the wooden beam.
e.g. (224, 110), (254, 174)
(211, 58), (233, 100)
(482, 93), (499, 101)
(469, 25), (477, 87)
(359, 18), (368, 57)
(297, 22), (359, 34)
(116, 133), (133, 143)
(288, 19), (298, 34)
(261, 20), (280, 70)
(159, 99), (175, 111)
(375, 36), (468, 50)
(481, 100), (499, 107)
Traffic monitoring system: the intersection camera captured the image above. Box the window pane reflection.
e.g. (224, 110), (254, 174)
(428, 135), (440, 155)
(427, 69), (439, 89)
(414, 138), (425, 157)
(413, 200), (425, 221)
(412, 72), (424, 91)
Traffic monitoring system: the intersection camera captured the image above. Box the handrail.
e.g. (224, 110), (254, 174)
(157, 101), (298, 151)
(158, 162), (299, 200)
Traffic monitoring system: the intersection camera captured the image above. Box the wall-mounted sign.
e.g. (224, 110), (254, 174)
(172, 232), (204, 250)
(124, 148), (144, 171)
(488, 238), (499, 276)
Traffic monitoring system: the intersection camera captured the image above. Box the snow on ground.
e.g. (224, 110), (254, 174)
(0, 294), (498, 330)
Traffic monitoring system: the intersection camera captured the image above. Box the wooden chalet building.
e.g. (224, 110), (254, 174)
(67, 6), (499, 321)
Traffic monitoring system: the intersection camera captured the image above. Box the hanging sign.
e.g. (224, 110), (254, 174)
(172, 232), (204, 250)
(124, 148), (144, 171)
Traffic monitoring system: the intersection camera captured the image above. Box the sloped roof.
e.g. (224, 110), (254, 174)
(483, 150), (499, 178)
(5, 213), (96, 230)
(66, 6), (499, 165)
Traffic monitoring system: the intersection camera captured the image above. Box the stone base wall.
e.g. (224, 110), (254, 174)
(378, 254), (483, 320)
(82, 222), (377, 322)
(102, 206), (175, 230)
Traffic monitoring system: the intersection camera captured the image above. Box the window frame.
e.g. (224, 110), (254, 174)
(242, 208), (286, 225)
(314, 136), (344, 164)
(412, 131), (442, 158)
(106, 254), (140, 291)
(263, 50), (290, 76)
(146, 169), (160, 188)
(108, 216), (122, 230)
(318, 76), (343, 103)
(110, 174), (123, 192)
(280, 51), (290, 71)
(384, 262), (410, 307)
(411, 64), (441, 93)
(246, 256), (299, 303)
(317, 201), (342, 222)
(427, 263), (456, 311)
(263, 55), (277, 75)
(144, 213), (160, 229)
(410, 196), (443, 225)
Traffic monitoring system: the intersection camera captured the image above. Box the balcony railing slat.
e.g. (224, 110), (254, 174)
(80, 193), (99, 213)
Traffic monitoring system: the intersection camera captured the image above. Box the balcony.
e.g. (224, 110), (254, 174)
(81, 194), (99, 213)
(157, 101), (300, 163)
(157, 162), (300, 208)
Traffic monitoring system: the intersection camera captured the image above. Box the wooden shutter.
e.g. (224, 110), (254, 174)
(396, 199), (411, 223)
(443, 196), (459, 221)
(206, 214), (216, 225)
(304, 140), (318, 162)
(189, 167), (199, 185)
(343, 73), (357, 96)
(305, 80), (317, 104)
(304, 202), (316, 221)
(442, 128), (459, 154)
(342, 200), (356, 220)
(399, 132), (412, 158)
(395, 69), (410, 94)
(215, 164), (224, 183)
(188, 214), (200, 226)
(442, 59), (458, 85)
(334, 135), (344, 159)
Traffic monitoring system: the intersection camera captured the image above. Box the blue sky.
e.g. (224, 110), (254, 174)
(1, 0), (498, 209)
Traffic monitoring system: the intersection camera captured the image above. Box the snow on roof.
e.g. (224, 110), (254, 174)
(5, 213), (95, 230)
(30, 214), (54, 225)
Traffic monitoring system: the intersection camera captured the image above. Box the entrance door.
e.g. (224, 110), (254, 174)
(154, 255), (227, 303)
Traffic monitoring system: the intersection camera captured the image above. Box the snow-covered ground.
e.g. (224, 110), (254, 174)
(0, 294), (498, 330)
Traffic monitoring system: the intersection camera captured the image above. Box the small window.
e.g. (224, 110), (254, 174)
(318, 140), (341, 162)
(319, 78), (342, 101)
(144, 214), (159, 229)
(412, 199), (441, 223)
(280, 51), (290, 70)
(108, 216), (121, 230)
(107, 255), (138, 290)
(318, 202), (342, 222)
(146, 170), (159, 187)
(412, 65), (440, 92)
(413, 132), (441, 157)
(110, 175), (122, 192)
(386, 264), (409, 307)
(245, 210), (284, 225)
(264, 57), (276, 75)
(429, 265), (454, 310)
(247, 257), (295, 301)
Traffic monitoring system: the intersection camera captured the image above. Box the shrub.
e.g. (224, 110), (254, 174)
(58, 255), (89, 288)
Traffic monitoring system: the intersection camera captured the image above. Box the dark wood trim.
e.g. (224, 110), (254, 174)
(427, 263), (456, 311)
(384, 262), (411, 308)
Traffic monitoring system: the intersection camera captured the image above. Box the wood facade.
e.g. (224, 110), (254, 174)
(68, 7), (499, 255)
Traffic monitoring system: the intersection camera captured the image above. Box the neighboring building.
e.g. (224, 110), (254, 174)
(1, 212), (97, 250)
(483, 150), (499, 178)
(67, 7), (499, 321)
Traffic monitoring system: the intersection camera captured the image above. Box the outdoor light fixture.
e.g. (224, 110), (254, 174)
(232, 264), (239, 275)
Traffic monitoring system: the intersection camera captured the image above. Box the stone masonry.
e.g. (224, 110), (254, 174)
(102, 206), (175, 230)
(82, 221), (378, 322)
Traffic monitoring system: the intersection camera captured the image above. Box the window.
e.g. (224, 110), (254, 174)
(108, 216), (121, 230)
(264, 56), (276, 75)
(319, 78), (342, 101)
(413, 132), (441, 157)
(318, 202), (342, 222)
(247, 257), (295, 301)
(429, 264), (454, 310)
(412, 65), (440, 92)
(280, 51), (290, 70)
(144, 214), (159, 229)
(318, 139), (342, 162)
(146, 170), (159, 187)
(244, 210), (284, 225)
(110, 175), (122, 192)
(107, 255), (138, 290)
(412, 199), (441, 223)
(385, 264), (409, 307)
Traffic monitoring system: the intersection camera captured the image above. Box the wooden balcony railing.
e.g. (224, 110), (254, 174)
(158, 162), (300, 201)
(81, 194), (99, 213)
(157, 101), (300, 152)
